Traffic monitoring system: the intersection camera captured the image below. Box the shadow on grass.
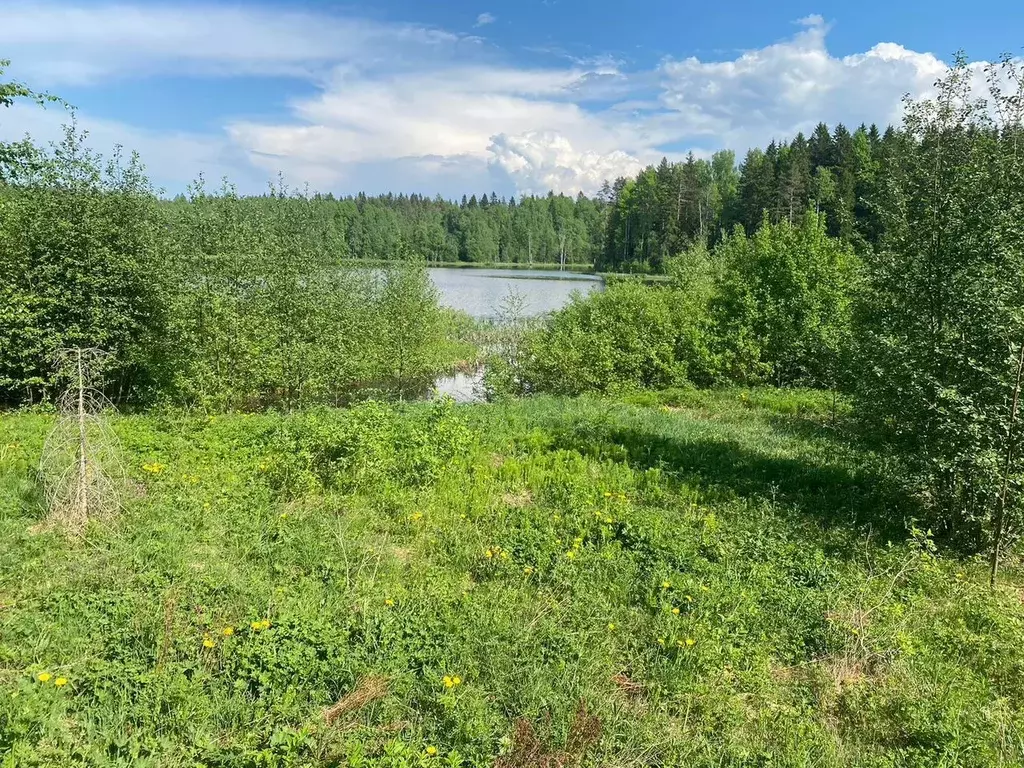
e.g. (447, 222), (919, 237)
(547, 416), (920, 549)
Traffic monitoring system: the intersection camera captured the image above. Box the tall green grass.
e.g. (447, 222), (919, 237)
(1, 391), (1021, 766)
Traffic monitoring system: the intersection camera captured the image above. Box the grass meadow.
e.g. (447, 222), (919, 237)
(1, 390), (1022, 767)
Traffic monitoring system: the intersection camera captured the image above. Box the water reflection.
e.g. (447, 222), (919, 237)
(428, 267), (602, 319)
(427, 267), (603, 403)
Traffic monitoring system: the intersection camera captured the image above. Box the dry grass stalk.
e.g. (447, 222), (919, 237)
(501, 489), (533, 508)
(324, 675), (390, 726)
(611, 672), (645, 700)
(156, 590), (178, 671)
(495, 701), (602, 768)
(38, 348), (125, 532)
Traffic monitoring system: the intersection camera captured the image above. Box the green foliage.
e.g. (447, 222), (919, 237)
(518, 281), (686, 395)
(712, 212), (859, 387)
(516, 214), (858, 396)
(855, 55), (1024, 570)
(161, 180), (453, 409)
(263, 398), (472, 497)
(0, 143), (458, 408)
(0, 59), (66, 183)
(2, 393), (1022, 765)
(0, 125), (164, 402)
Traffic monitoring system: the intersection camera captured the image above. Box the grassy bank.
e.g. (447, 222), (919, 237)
(1, 390), (1022, 766)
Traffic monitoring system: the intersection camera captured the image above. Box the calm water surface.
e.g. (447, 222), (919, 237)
(429, 267), (603, 401)
(428, 267), (602, 319)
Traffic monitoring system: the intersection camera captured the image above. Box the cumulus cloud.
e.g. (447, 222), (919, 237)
(655, 16), (948, 148)
(475, 12), (496, 27)
(0, 3), (990, 196)
(488, 132), (642, 195)
(225, 65), (650, 192)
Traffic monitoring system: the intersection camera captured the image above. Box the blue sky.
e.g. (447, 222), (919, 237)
(1, 0), (1021, 197)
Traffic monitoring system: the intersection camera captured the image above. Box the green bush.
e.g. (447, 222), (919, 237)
(711, 212), (858, 388)
(0, 128), (165, 403)
(518, 281), (686, 395)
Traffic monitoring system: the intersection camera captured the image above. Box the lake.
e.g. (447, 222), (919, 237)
(429, 267), (603, 401)
(428, 267), (603, 319)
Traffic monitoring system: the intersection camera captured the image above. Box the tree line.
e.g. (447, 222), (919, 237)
(161, 188), (607, 267)
(149, 119), (898, 273)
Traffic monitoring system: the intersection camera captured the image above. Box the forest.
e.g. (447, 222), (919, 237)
(3, 53), (1024, 767)
(151, 121), (884, 273)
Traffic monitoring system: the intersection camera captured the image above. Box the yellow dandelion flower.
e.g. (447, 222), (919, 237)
(385, 598), (395, 607)
(607, 622), (616, 631)
(672, 607), (680, 615)
(37, 672), (51, 683)
(222, 626), (234, 636)
(279, 512), (288, 519)
(203, 637), (216, 649)
(661, 581), (671, 589)
(685, 637), (696, 647)
(443, 675), (461, 689)
(657, 636), (666, 646)
(484, 549), (493, 559)
(409, 511), (424, 522)
(604, 517), (613, 524)
(523, 566), (534, 575)
(603, 491), (612, 498)
(426, 745), (438, 756)
(565, 550), (576, 560)
(54, 677), (68, 687)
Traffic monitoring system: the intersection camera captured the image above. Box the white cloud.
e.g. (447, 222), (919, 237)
(0, 1), (461, 85)
(0, 4), (995, 197)
(655, 16), (949, 149)
(488, 132), (642, 195)
(475, 12), (496, 27)
(225, 64), (652, 193)
(0, 102), (261, 193)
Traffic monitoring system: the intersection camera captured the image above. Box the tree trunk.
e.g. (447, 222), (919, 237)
(991, 339), (1024, 587)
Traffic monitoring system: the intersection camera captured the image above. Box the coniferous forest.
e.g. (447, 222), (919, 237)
(153, 120), (893, 273)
